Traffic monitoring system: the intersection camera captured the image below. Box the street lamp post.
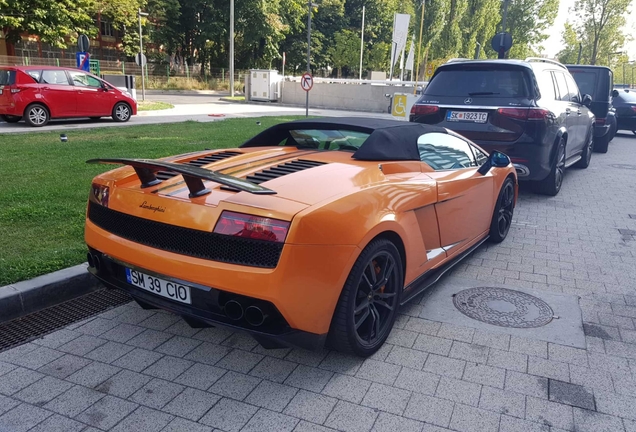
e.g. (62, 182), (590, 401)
(306, 0), (312, 117)
(138, 9), (149, 101)
(230, 0), (234, 97)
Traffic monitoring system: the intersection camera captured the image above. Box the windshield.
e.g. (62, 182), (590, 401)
(282, 129), (370, 151)
(569, 71), (597, 97)
(0, 70), (15, 86)
(425, 68), (530, 98)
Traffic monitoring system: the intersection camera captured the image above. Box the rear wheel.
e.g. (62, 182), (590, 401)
(24, 104), (49, 127)
(489, 178), (515, 243)
(534, 138), (565, 196)
(327, 239), (403, 357)
(593, 133), (609, 154)
(0, 115), (21, 123)
(112, 102), (131, 122)
(577, 131), (594, 166)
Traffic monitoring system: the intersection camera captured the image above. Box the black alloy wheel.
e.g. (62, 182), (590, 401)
(328, 238), (403, 357)
(489, 178), (515, 243)
(535, 138), (566, 196)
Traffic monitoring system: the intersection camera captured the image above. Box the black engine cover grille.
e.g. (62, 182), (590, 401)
(88, 201), (283, 268)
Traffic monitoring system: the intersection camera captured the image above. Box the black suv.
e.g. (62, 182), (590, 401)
(410, 58), (595, 196)
(566, 65), (616, 153)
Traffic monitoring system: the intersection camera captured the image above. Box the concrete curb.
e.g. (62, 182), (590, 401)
(145, 90), (233, 96)
(0, 263), (103, 324)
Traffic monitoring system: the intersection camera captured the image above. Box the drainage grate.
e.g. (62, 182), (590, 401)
(452, 287), (554, 328)
(0, 289), (131, 353)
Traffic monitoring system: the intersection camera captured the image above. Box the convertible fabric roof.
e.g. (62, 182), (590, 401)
(239, 117), (448, 161)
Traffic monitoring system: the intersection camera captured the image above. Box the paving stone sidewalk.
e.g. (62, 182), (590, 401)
(1, 134), (635, 432)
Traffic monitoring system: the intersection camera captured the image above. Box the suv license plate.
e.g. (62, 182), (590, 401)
(447, 111), (488, 123)
(125, 268), (192, 304)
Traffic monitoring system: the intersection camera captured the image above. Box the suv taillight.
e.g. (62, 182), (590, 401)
(497, 108), (549, 121)
(630, 106), (636, 113)
(595, 118), (606, 125)
(410, 105), (439, 116)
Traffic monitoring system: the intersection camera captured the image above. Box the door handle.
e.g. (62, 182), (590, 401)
(565, 108), (571, 115)
(577, 110), (582, 115)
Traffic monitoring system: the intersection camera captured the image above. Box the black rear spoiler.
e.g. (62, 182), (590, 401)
(86, 158), (276, 197)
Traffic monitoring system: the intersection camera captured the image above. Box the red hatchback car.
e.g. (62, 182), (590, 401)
(0, 66), (137, 127)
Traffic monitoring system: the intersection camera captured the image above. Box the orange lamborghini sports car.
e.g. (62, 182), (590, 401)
(85, 118), (517, 357)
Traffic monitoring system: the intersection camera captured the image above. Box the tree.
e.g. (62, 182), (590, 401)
(556, 22), (582, 64)
(328, 29), (360, 77)
(496, 0), (559, 59)
(93, 0), (147, 57)
(459, 0), (500, 59)
(413, 0), (449, 78)
(435, 0), (469, 58)
(0, 0), (96, 47)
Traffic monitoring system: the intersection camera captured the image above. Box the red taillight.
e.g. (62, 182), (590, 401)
(631, 106), (636, 113)
(213, 211), (290, 243)
(90, 183), (109, 207)
(497, 108), (549, 120)
(595, 117), (606, 125)
(410, 104), (439, 116)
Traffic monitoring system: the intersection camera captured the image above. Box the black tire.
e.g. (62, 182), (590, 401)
(0, 114), (21, 123)
(632, 130), (636, 136)
(593, 132), (609, 154)
(534, 138), (565, 196)
(112, 102), (132, 122)
(577, 131), (594, 166)
(24, 104), (50, 127)
(327, 238), (403, 357)
(608, 117), (617, 141)
(489, 178), (515, 243)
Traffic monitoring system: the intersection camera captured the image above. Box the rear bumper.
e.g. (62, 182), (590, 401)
(593, 123), (610, 138)
(87, 248), (327, 350)
(474, 141), (552, 182)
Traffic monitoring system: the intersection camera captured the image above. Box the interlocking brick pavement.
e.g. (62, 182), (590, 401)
(1, 134), (635, 431)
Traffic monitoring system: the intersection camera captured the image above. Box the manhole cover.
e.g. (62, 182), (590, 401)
(452, 287), (554, 328)
(610, 164), (636, 170)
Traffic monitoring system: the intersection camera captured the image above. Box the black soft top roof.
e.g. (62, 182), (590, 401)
(240, 117), (448, 161)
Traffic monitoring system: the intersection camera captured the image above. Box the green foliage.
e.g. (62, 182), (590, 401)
(0, 0), (96, 47)
(329, 29), (360, 77)
(497, 0), (559, 59)
(435, 0), (469, 59)
(460, 0), (501, 59)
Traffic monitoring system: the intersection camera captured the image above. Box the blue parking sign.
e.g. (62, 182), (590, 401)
(76, 52), (90, 72)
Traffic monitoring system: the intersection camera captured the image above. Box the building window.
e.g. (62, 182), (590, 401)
(101, 21), (114, 37)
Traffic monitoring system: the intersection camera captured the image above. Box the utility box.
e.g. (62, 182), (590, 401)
(101, 74), (137, 100)
(249, 69), (281, 101)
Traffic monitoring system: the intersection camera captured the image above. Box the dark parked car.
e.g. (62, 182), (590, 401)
(410, 58), (595, 196)
(566, 65), (615, 153)
(612, 88), (636, 134)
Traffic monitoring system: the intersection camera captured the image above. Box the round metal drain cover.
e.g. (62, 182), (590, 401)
(453, 287), (554, 328)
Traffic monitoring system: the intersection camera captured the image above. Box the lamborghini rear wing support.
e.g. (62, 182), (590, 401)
(86, 158), (277, 197)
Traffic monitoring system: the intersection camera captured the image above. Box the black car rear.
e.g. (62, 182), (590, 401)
(410, 59), (594, 196)
(612, 88), (636, 133)
(567, 65), (615, 152)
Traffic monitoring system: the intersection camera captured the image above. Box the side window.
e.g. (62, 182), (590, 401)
(564, 74), (581, 102)
(68, 71), (102, 88)
(41, 70), (70, 85)
(536, 71), (556, 100)
(26, 70), (42, 83)
(470, 144), (489, 166)
(417, 133), (477, 170)
(553, 72), (570, 102)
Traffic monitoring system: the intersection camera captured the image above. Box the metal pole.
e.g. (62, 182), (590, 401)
(474, 42), (481, 60)
(498, 0), (509, 59)
(389, 14), (397, 81)
(230, 0), (235, 97)
(623, 62), (627, 86)
(413, 0), (425, 95)
(359, 5), (365, 80)
(138, 9), (145, 101)
(576, 43), (582, 64)
(306, 0), (311, 117)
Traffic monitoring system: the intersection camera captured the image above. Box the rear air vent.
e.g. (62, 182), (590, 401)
(245, 159), (327, 185)
(155, 151), (242, 180)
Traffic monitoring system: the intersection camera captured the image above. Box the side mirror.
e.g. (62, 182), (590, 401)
(612, 89), (619, 98)
(478, 150), (510, 175)
(582, 94), (593, 107)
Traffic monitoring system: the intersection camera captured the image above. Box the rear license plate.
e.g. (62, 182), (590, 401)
(447, 111), (488, 123)
(125, 268), (192, 304)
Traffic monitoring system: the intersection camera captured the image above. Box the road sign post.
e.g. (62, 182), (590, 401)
(301, 72), (313, 117)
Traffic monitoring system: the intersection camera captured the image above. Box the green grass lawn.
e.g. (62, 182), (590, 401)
(0, 116), (302, 285)
(137, 101), (175, 111)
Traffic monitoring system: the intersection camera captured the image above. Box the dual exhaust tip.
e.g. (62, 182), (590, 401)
(87, 252), (101, 272)
(225, 300), (269, 327)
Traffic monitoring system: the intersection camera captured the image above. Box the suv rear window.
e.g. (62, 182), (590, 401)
(569, 71), (597, 98)
(425, 68), (530, 98)
(0, 70), (15, 85)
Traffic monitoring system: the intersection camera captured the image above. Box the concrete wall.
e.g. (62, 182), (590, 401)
(279, 81), (418, 113)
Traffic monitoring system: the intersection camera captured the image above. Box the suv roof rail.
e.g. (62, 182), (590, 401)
(524, 57), (566, 69)
(446, 58), (470, 63)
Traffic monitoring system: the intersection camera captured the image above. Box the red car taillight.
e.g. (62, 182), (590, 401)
(497, 108), (549, 120)
(213, 211), (290, 243)
(595, 117), (606, 125)
(410, 104), (439, 116)
(90, 183), (109, 207)
(630, 106), (636, 113)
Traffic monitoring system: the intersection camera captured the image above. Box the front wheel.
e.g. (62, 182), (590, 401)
(0, 115), (21, 123)
(489, 178), (515, 243)
(327, 239), (403, 357)
(534, 138), (565, 196)
(112, 102), (131, 122)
